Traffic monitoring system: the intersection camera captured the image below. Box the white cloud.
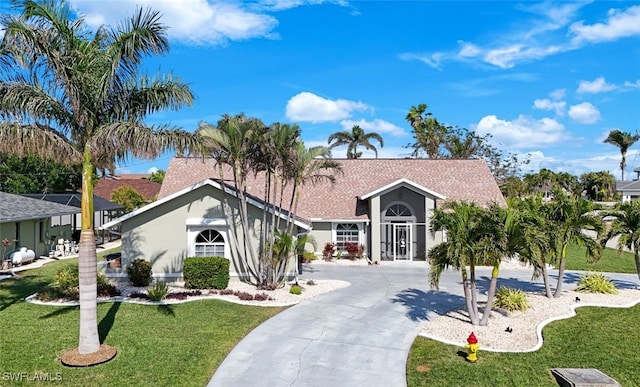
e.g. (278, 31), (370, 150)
(475, 114), (568, 149)
(259, 0), (349, 11)
(457, 41), (481, 58)
(146, 167), (159, 174)
(624, 80), (640, 89)
(570, 5), (640, 45)
(285, 92), (370, 123)
(70, 0), (279, 45)
(398, 52), (443, 70)
(533, 98), (566, 116)
(568, 102), (601, 124)
(483, 44), (563, 69)
(549, 88), (566, 100)
(339, 119), (406, 137)
(577, 77), (617, 94)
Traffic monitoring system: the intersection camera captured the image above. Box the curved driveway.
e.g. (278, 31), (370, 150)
(209, 262), (639, 387)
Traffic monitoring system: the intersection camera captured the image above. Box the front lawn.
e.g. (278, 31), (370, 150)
(407, 304), (640, 386)
(565, 244), (637, 274)
(0, 258), (283, 386)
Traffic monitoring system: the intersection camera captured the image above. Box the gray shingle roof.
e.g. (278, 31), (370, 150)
(159, 157), (506, 220)
(0, 191), (80, 223)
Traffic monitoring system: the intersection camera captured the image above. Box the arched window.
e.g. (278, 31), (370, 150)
(385, 203), (412, 217)
(194, 229), (225, 257)
(336, 223), (359, 251)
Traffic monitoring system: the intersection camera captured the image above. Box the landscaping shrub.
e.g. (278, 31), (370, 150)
(254, 292), (273, 301)
(235, 291), (254, 301)
(127, 258), (152, 286)
(38, 264), (119, 301)
(576, 272), (618, 294)
(345, 242), (360, 260)
(219, 289), (234, 295)
(183, 256), (230, 289)
(322, 243), (335, 260)
(493, 286), (529, 311)
(147, 282), (169, 301)
(289, 285), (302, 295)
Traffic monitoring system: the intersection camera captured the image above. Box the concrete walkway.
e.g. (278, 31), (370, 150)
(209, 262), (639, 387)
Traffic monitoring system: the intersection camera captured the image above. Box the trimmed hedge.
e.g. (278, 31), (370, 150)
(183, 256), (230, 289)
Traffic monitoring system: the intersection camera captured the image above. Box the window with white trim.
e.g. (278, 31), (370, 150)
(194, 229), (225, 257)
(335, 223), (360, 251)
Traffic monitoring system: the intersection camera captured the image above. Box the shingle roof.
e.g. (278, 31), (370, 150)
(21, 193), (123, 212)
(159, 157), (506, 220)
(93, 179), (161, 201)
(1, 191), (80, 223)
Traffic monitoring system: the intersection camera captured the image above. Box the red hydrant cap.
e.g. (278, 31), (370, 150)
(467, 332), (478, 344)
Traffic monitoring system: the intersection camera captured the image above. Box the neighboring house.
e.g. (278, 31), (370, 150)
(94, 175), (161, 202)
(1, 191), (80, 258)
(616, 180), (640, 202)
(22, 193), (123, 243)
(101, 157), (505, 282)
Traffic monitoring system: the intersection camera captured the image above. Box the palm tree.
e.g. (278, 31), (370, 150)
(546, 190), (603, 297)
(603, 129), (640, 181)
(600, 201), (640, 282)
(327, 125), (384, 159)
(428, 202), (508, 326)
(197, 114), (265, 285)
(0, 1), (196, 362)
(405, 103), (448, 158)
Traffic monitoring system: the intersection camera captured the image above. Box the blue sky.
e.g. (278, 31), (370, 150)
(13, 1), (640, 178)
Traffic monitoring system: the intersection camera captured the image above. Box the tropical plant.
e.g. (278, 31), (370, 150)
(493, 287), (529, 311)
(575, 272), (618, 294)
(289, 284), (302, 295)
(428, 202), (509, 326)
(580, 171), (617, 201)
(0, 1), (197, 358)
(327, 125), (384, 159)
(546, 190), (603, 297)
(603, 129), (640, 181)
(405, 103), (447, 159)
(147, 281), (169, 301)
(600, 200), (640, 282)
(147, 169), (166, 184)
(322, 243), (336, 260)
(0, 154), (82, 193)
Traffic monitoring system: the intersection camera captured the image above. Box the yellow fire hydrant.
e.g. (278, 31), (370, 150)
(465, 332), (479, 363)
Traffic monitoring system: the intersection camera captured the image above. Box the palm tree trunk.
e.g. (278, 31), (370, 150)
(480, 264), (500, 326)
(541, 264), (553, 298)
(78, 150), (99, 354)
(469, 260), (479, 321)
(634, 250), (640, 282)
(462, 269), (480, 325)
(553, 245), (568, 298)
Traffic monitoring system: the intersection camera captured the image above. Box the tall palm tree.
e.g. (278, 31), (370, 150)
(405, 103), (448, 158)
(0, 1), (196, 361)
(600, 201), (640, 282)
(327, 125), (384, 159)
(603, 129), (640, 181)
(197, 114), (265, 285)
(546, 190), (603, 297)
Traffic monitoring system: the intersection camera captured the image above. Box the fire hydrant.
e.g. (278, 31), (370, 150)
(465, 332), (479, 363)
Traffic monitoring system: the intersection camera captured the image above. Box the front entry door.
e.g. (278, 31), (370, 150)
(392, 223), (412, 261)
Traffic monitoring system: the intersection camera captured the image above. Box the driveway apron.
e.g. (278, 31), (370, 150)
(209, 262), (451, 387)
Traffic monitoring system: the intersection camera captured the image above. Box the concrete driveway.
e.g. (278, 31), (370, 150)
(208, 262), (639, 387)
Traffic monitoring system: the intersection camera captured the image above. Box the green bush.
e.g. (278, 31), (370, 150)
(493, 286), (529, 311)
(38, 264), (119, 301)
(289, 285), (302, 295)
(147, 282), (169, 301)
(127, 258), (152, 286)
(183, 257), (230, 289)
(576, 272), (618, 294)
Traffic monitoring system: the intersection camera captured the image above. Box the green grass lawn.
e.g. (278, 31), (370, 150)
(565, 244), (637, 274)
(0, 258), (283, 386)
(407, 304), (640, 386)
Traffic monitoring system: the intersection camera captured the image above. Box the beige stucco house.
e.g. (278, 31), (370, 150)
(101, 157), (505, 282)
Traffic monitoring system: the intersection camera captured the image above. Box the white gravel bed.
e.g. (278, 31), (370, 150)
(26, 279), (351, 307)
(419, 288), (640, 353)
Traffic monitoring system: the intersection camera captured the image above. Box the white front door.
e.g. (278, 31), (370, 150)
(392, 223), (412, 261)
